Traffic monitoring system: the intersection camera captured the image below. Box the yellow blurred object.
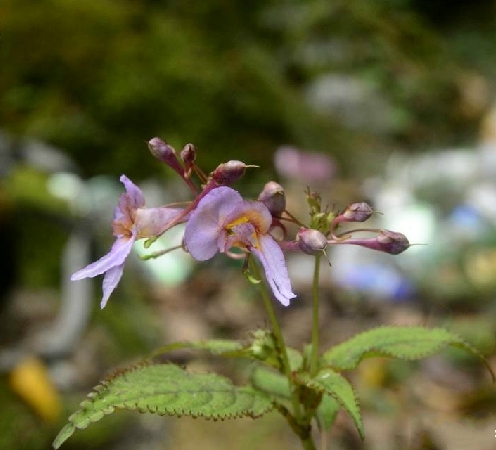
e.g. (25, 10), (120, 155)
(358, 358), (387, 389)
(9, 355), (62, 422)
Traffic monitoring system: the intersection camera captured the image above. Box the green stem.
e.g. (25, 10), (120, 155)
(249, 256), (317, 450)
(310, 254), (321, 376)
(302, 433), (318, 450)
(249, 255), (300, 400)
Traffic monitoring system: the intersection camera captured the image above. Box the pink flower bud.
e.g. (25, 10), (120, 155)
(148, 137), (176, 161)
(147, 137), (185, 175)
(212, 160), (250, 186)
(342, 230), (410, 255)
(258, 181), (286, 217)
(180, 143), (196, 177)
(334, 202), (373, 225)
(297, 228), (328, 255)
(376, 230), (410, 255)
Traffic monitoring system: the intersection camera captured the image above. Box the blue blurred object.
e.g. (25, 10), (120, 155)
(330, 105), (496, 305)
(333, 260), (415, 302)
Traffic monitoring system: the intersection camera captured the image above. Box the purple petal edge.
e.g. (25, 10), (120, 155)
(252, 235), (296, 306)
(70, 236), (135, 280)
(101, 264), (125, 308)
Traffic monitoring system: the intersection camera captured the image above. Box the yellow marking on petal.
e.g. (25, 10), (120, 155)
(226, 216), (249, 229)
(226, 210), (269, 233)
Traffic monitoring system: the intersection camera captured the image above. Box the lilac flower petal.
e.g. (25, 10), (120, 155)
(71, 236), (135, 280)
(112, 199), (128, 227)
(101, 263), (125, 308)
(251, 235), (296, 306)
(184, 187), (242, 260)
(120, 175), (145, 209)
(135, 207), (187, 237)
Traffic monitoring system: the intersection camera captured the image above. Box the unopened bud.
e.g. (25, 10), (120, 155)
(181, 143), (196, 177)
(343, 230), (409, 255)
(297, 228), (328, 255)
(148, 137), (176, 161)
(148, 137), (187, 177)
(335, 202), (373, 224)
(258, 181), (286, 216)
(376, 230), (410, 255)
(212, 160), (256, 186)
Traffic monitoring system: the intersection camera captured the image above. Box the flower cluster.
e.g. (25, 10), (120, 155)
(71, 138), (410, 308)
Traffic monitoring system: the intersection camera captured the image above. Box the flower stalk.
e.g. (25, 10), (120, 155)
(310, 254), (321, 377)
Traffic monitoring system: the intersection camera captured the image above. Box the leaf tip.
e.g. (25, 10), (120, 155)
(52, 423), (75, 449)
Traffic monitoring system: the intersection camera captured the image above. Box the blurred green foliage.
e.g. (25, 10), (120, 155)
(2, 0), (495, 180)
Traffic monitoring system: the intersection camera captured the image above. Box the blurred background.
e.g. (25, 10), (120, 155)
(2, 1), (496, 449)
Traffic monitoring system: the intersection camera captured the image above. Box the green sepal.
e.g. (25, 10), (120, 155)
(295, 369), (364, 439)
(53, 363), (273, 449)
(321, 326), (495, 381)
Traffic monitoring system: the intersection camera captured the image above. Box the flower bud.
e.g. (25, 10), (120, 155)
(343, 230), (410, 255)
(147, 137), (185, 174)
(376, 230), (410, 255)
(180, 143), (196, 177)
(258, 181), (286, 216)
(297, 228), (328, 255)
(148, 137), (176, 161)
(212, 160), (251, 186)
(335, 202), (373, 224)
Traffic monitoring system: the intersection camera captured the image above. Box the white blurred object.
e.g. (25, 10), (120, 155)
(330, 100), (496, 301)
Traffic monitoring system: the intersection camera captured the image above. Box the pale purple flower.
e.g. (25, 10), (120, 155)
(71, 175), (186, 308)
(183, 186), (296, 306)
(274, 146), (335, 183)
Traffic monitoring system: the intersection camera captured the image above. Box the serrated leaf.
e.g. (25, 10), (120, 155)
(53, 363), (273, 449)
(322, 326), (495, 380)
(296, 370), (363, 439)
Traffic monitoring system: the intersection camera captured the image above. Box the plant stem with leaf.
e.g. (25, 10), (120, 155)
(249, 256), (316, 450)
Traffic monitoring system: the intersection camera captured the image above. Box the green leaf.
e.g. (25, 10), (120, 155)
(151, 339), (244, 359)
(296, 370), (363, 439)
(287, 347), (304, 372)
(316, 394), (340, 431)
(150, 335), (303, 371)
(322, 326), (495, 380)
(250, 366), (291, 399)
(53, 363), (273, 449)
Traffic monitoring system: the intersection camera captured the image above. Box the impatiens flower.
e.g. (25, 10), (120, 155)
(71, 175), (186, 308)
(183, 186), (296, 306)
